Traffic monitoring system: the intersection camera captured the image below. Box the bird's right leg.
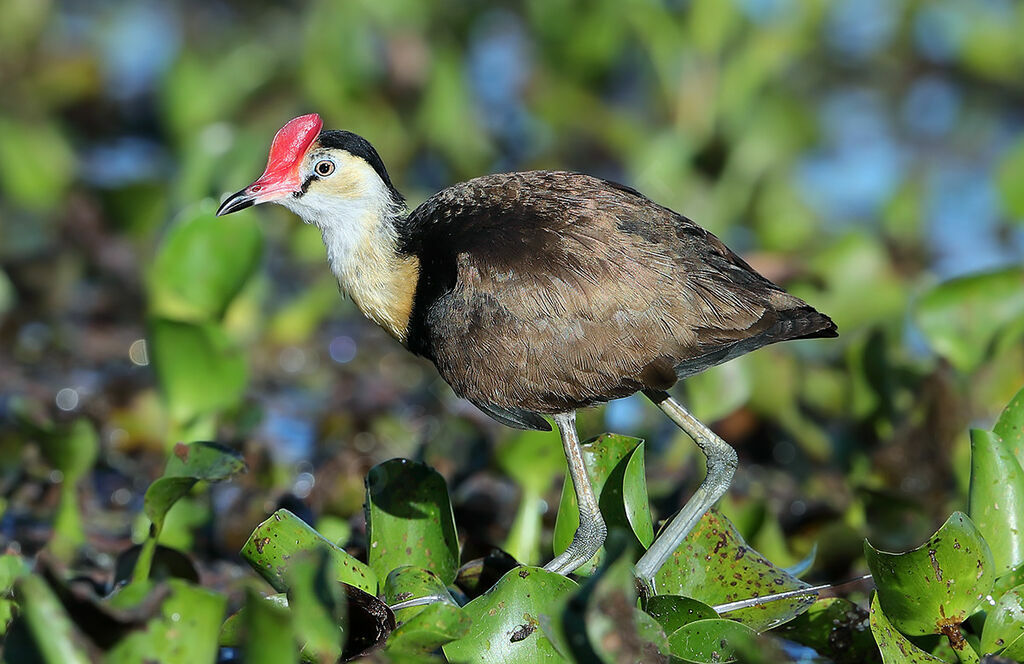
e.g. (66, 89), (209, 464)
(544, 411), (608, 575)
(634, 389), (738, 594)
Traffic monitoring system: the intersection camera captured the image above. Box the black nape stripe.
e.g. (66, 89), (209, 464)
(317, 130), (405, 205)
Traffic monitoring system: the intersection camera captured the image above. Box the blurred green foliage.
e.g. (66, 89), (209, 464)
(1, 0), (1024, 661)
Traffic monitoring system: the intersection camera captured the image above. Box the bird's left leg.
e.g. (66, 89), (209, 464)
(633, 390), (738, 594)
(544, 411), (607, 575)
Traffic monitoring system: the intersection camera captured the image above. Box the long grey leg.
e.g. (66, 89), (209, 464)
(544, 411), (608, 575)
(634, 390), (738, 593)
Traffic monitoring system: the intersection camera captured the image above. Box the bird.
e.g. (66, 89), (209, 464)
(217, 114), (837, 593)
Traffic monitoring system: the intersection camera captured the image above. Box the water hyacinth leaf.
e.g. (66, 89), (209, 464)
(980, 583), (1024, 659)
(365, 459), (459, 585)
(914, 267), (1024, 373)
(864, 511), (994, 637)
(644, 595), (718, 635)
(443, 566), (577, 663)
(654, 509), (815, 632)
(498, 429), (564, 565)
(553, 435), (654, 575)
(149, 318), (248, 423)
(114, 544), (200, 586)
(385, 601), (471, 656)
(994, 385), (1024, 466)
(666, 618), (756, 664)
(243, 588), (297, 664)
(777, 598), (879, 664)
(12, 574), (90, 664)
(0, 555), (28, 593)
(148, 201), (263, 322)
(869, 593), (946, 664)
(968, 429), (1024, 574)
(285, 550), (345, 663)
(240, 508), (377, 595)
(105, 579), (226, 664)
(994, 562), (1024, 602)
(383, 566), (454, 623)
(218, 592), (288, 647)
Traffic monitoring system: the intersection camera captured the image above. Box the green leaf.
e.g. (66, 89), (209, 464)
(777, 598), (879, 664)
(285, 550), (345, 663)
(0, 555), (28, 594)
(865, 512), (994, 637)
(997, 137), (1024, 219)
(443, 566), (577, 663)
(218, 592), (289, 648)
(134, 442), (245, 583)
(105, 579), (226, 664)
(968, 429), (1024, 574)
(41, 419), (99, 562)
(666, 618), (757, 664)
(644, 595), (718, 635)
(149, 318), (248, 423)
(553, 435), (654, 575)
(240, 508), (377, 595)
(654, 509), (815, 631)
(869, 593), (946, 664)
(915, 268), (1024, 373)
(11, 574), (90, 664)
(365, 459), (460, 585)
(498, 429), (564, 565)
(980, 583), (1024, 658)
(994, 384), (1024, 467)
(0, 117), (75, 212)
(243, 587), (297, 664)
(148, 201), (263, 322)
(383, 566), (454, 622)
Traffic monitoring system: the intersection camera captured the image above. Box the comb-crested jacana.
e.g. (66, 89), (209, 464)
(218, 114), (837, 592)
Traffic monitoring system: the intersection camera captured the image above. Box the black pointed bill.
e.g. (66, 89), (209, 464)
(216, 189), (257, 217)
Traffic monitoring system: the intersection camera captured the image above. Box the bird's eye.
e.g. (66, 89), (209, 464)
(315, 160), (335, 177)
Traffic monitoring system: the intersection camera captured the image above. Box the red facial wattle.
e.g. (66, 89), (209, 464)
(246, 113), (323, 199)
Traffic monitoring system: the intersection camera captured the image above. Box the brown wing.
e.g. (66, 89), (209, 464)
(401, 171), (835, 424)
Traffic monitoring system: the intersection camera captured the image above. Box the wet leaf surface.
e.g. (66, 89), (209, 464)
(443, 566), (577, 663)
(666, 617), (757, 664)
(365, 458), (460, 585)
(968, 429), (1024, 574)
(240, 508), (377, 595)
(869, 593), (946, 664)
(553, 435), (654, 575)
(980, 583), (1024, 659)
(644, 595), (718, 635)
(654, 509), (816, 632)
(995, 385), (1024, 468)
(242, 587), (297, 664)
(865, 511), (994, 637)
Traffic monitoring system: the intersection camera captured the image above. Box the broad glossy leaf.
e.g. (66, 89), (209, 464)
(654, 509), (815, 631)
(12, 574), (90, 664)
(365, 459), (459, 585)
(285, 550), (345, 663)
(869, 593), (946, 664)
(994, 562), (1024, 602)
(149, 318), (248, 422)
(244, 587), (297, 664)
(968, 429), (1024, 574)
(218, 592), (288, 647)
(645, 595), (718, 635)
(915, 268), (1024, 373)
(553, 435), (654, 575)
(443, 566), (577, 663)
(148, 202), (263, 322)
(777, 598), (879, 664)
(980, 583), (1024, 658)
(667, 618), (756, 664)
(865, 512), (994, 636)
(105, 579), (226, 664)
(994, 385), (1024, 467)
(385, 601), (471, 656)
(240, 508), (377, 595)
(383, 566), (454, 623)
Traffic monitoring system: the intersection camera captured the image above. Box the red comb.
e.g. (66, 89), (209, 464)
(256, 113), (323, 185)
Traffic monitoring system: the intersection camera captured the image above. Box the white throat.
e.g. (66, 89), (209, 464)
(280, 175), (418, 342)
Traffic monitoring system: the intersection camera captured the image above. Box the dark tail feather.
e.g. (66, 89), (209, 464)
(777, 305), (838, 341)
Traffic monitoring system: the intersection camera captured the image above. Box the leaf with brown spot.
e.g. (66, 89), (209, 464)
(865, 511), (994, 637)
(869, 593), (946, 664)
